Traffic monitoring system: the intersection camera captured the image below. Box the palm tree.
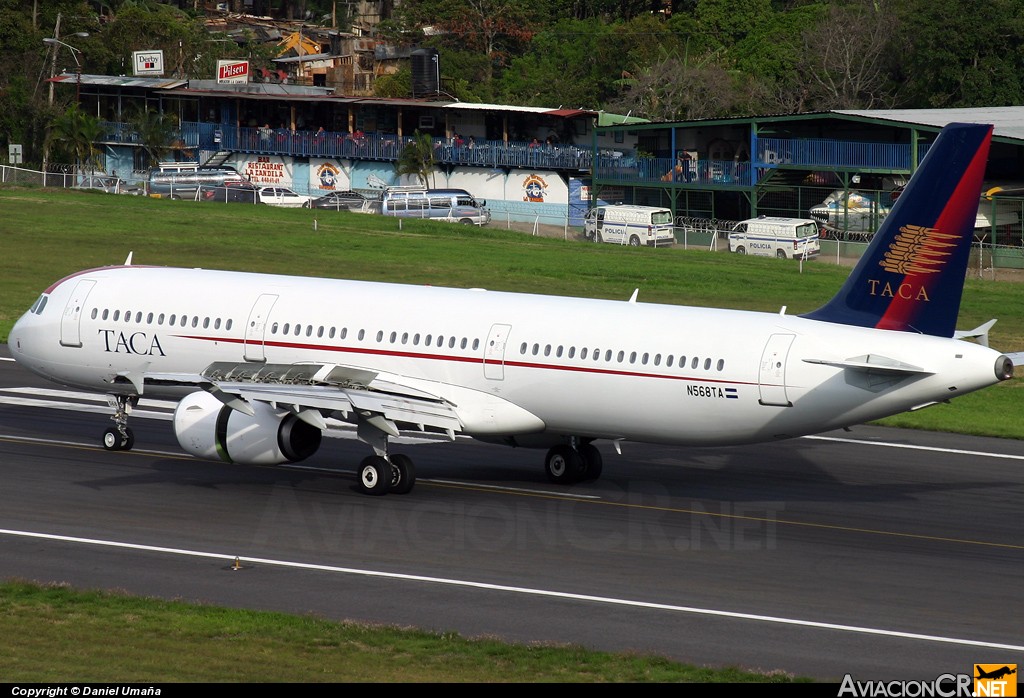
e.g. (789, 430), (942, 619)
(46, 106), (103, 174)
(128, 106), (180, 168)
(395, 130), (436, 187)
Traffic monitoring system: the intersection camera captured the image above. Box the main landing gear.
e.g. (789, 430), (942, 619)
(102, 394), (137, 451)
(544, 439), (603, 485)
(356, 453), (416, 496)
(354, 415), (417, 495)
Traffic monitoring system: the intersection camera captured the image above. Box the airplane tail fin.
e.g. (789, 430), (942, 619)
(802, 123), (993, 337)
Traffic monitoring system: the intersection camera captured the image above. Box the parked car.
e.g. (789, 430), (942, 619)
(199, 181), (260, 204)
(74, 175), (145, 196)
(257, 186), (312, 207)
(305, 190), (368, 210)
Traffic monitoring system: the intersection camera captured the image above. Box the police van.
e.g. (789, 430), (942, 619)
(584, 205), (675, 247)
(728, 216), (820, 259)
(379, 186), (490, 225)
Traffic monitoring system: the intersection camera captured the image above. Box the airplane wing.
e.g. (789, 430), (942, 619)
(141, 361), (464, 439)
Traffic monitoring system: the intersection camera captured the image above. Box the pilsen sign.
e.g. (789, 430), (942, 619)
(217, 60), (250, 84)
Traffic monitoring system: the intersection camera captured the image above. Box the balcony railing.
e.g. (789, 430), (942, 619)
(96, 120), (929, 182)
(755, 137), (927, 171)
(100, 121), (607, 172)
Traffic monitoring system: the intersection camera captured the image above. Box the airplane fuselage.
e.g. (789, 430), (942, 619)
(11, 265), (1007, 448)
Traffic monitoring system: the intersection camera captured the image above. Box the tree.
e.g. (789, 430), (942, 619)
(395, 130), (436, 187)
(127, 105), (179, 167)
(47, 105), (103, 172)
(892, 0), (1024, 107)
(793, 0), (900, 110)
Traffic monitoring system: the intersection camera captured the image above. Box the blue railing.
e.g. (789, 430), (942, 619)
(755, 137), (926, 170)
(595, 156), (754, 186)
(97, 120), (927, 182)
(99, 120), (604, 172)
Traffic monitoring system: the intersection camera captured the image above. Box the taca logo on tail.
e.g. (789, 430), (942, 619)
(803, 123), (993, 337)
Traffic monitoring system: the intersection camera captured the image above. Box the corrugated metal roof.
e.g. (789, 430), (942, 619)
(835, 108), (1024, 141)
(51, 73), (187, 89)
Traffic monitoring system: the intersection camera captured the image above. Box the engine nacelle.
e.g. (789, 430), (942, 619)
(173, 391), (322, 465)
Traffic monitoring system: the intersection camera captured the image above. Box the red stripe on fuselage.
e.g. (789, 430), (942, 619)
(173, 334), (759, 388)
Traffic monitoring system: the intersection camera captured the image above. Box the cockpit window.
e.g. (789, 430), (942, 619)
(30, 295), (49, 315)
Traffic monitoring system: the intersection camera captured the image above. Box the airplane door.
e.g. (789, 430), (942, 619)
(244, 293), (278, 362)
(758, 333), (794, 407)
(483, 323), (512, 380)
(60, 279), (96, 348)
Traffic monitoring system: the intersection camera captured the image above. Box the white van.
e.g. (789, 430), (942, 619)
(728, 216), (820, 259)
(584, 205), (675, 247)
(379, 186), (490, 225)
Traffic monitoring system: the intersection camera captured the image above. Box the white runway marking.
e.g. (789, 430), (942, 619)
(802, 434), (1024, 461)
(1, 526), (1021, 652)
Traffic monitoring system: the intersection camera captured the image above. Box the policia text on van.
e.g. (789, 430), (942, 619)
(584, 205), (675, 247)
(728, 216), (820, 259)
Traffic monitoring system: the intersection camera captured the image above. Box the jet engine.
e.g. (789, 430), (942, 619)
(173, 391), (322, 465)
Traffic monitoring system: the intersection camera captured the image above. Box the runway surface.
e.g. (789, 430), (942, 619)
(0, 347), (1021, 681)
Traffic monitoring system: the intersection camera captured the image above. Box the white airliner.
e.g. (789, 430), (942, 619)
(9, 123), (1018, 495)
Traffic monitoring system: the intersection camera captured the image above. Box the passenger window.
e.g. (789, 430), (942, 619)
(390, 332), (397, 343)
(691, 357), (699, 369)
(305, 326), (312, 337)
(617, 351), (624, 362)
(215, 318), (221, 330)
(704, 358), (712, 370)
(413, 333), (420, 345)
(581, 348), (588, 359)
(520, 343), (527, 354)
(226, 319), (233, 330)
(158, 313), (165, 325)
(192, 317), (199, 328)
(358, 329), (364, 340)
(203, 317), (210, 329)
(113, 310), (120, 321)
(91, 308), (98, 319)
(461, 338), (467, 349)
(376, 330), (383, 342)
(472, 339), (479, 350)
(667, 355), (674, 367)
(629, 351), (637, 363)
(717, 359), (725, 371)
(568, 347), (575, 359)
(102, 309), (109, 320)
(283, 323), (290, 334)
(401, 332), (408, 344)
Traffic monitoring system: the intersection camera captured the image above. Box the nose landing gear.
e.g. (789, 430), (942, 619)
(102, 394), (137, 451)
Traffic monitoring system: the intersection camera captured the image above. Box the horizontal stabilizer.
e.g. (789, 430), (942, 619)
(954, 319), (996, 347)
(803, 354), (932, 375)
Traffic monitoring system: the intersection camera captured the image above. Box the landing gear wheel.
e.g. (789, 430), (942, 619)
(579, 443), (603, 481)
(628, 235), (641, 247)
(388, 453), (416, 495)
(545, 445), (584, 485)
(102, 426), (133, 451)
(357, 456), (392, 495)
